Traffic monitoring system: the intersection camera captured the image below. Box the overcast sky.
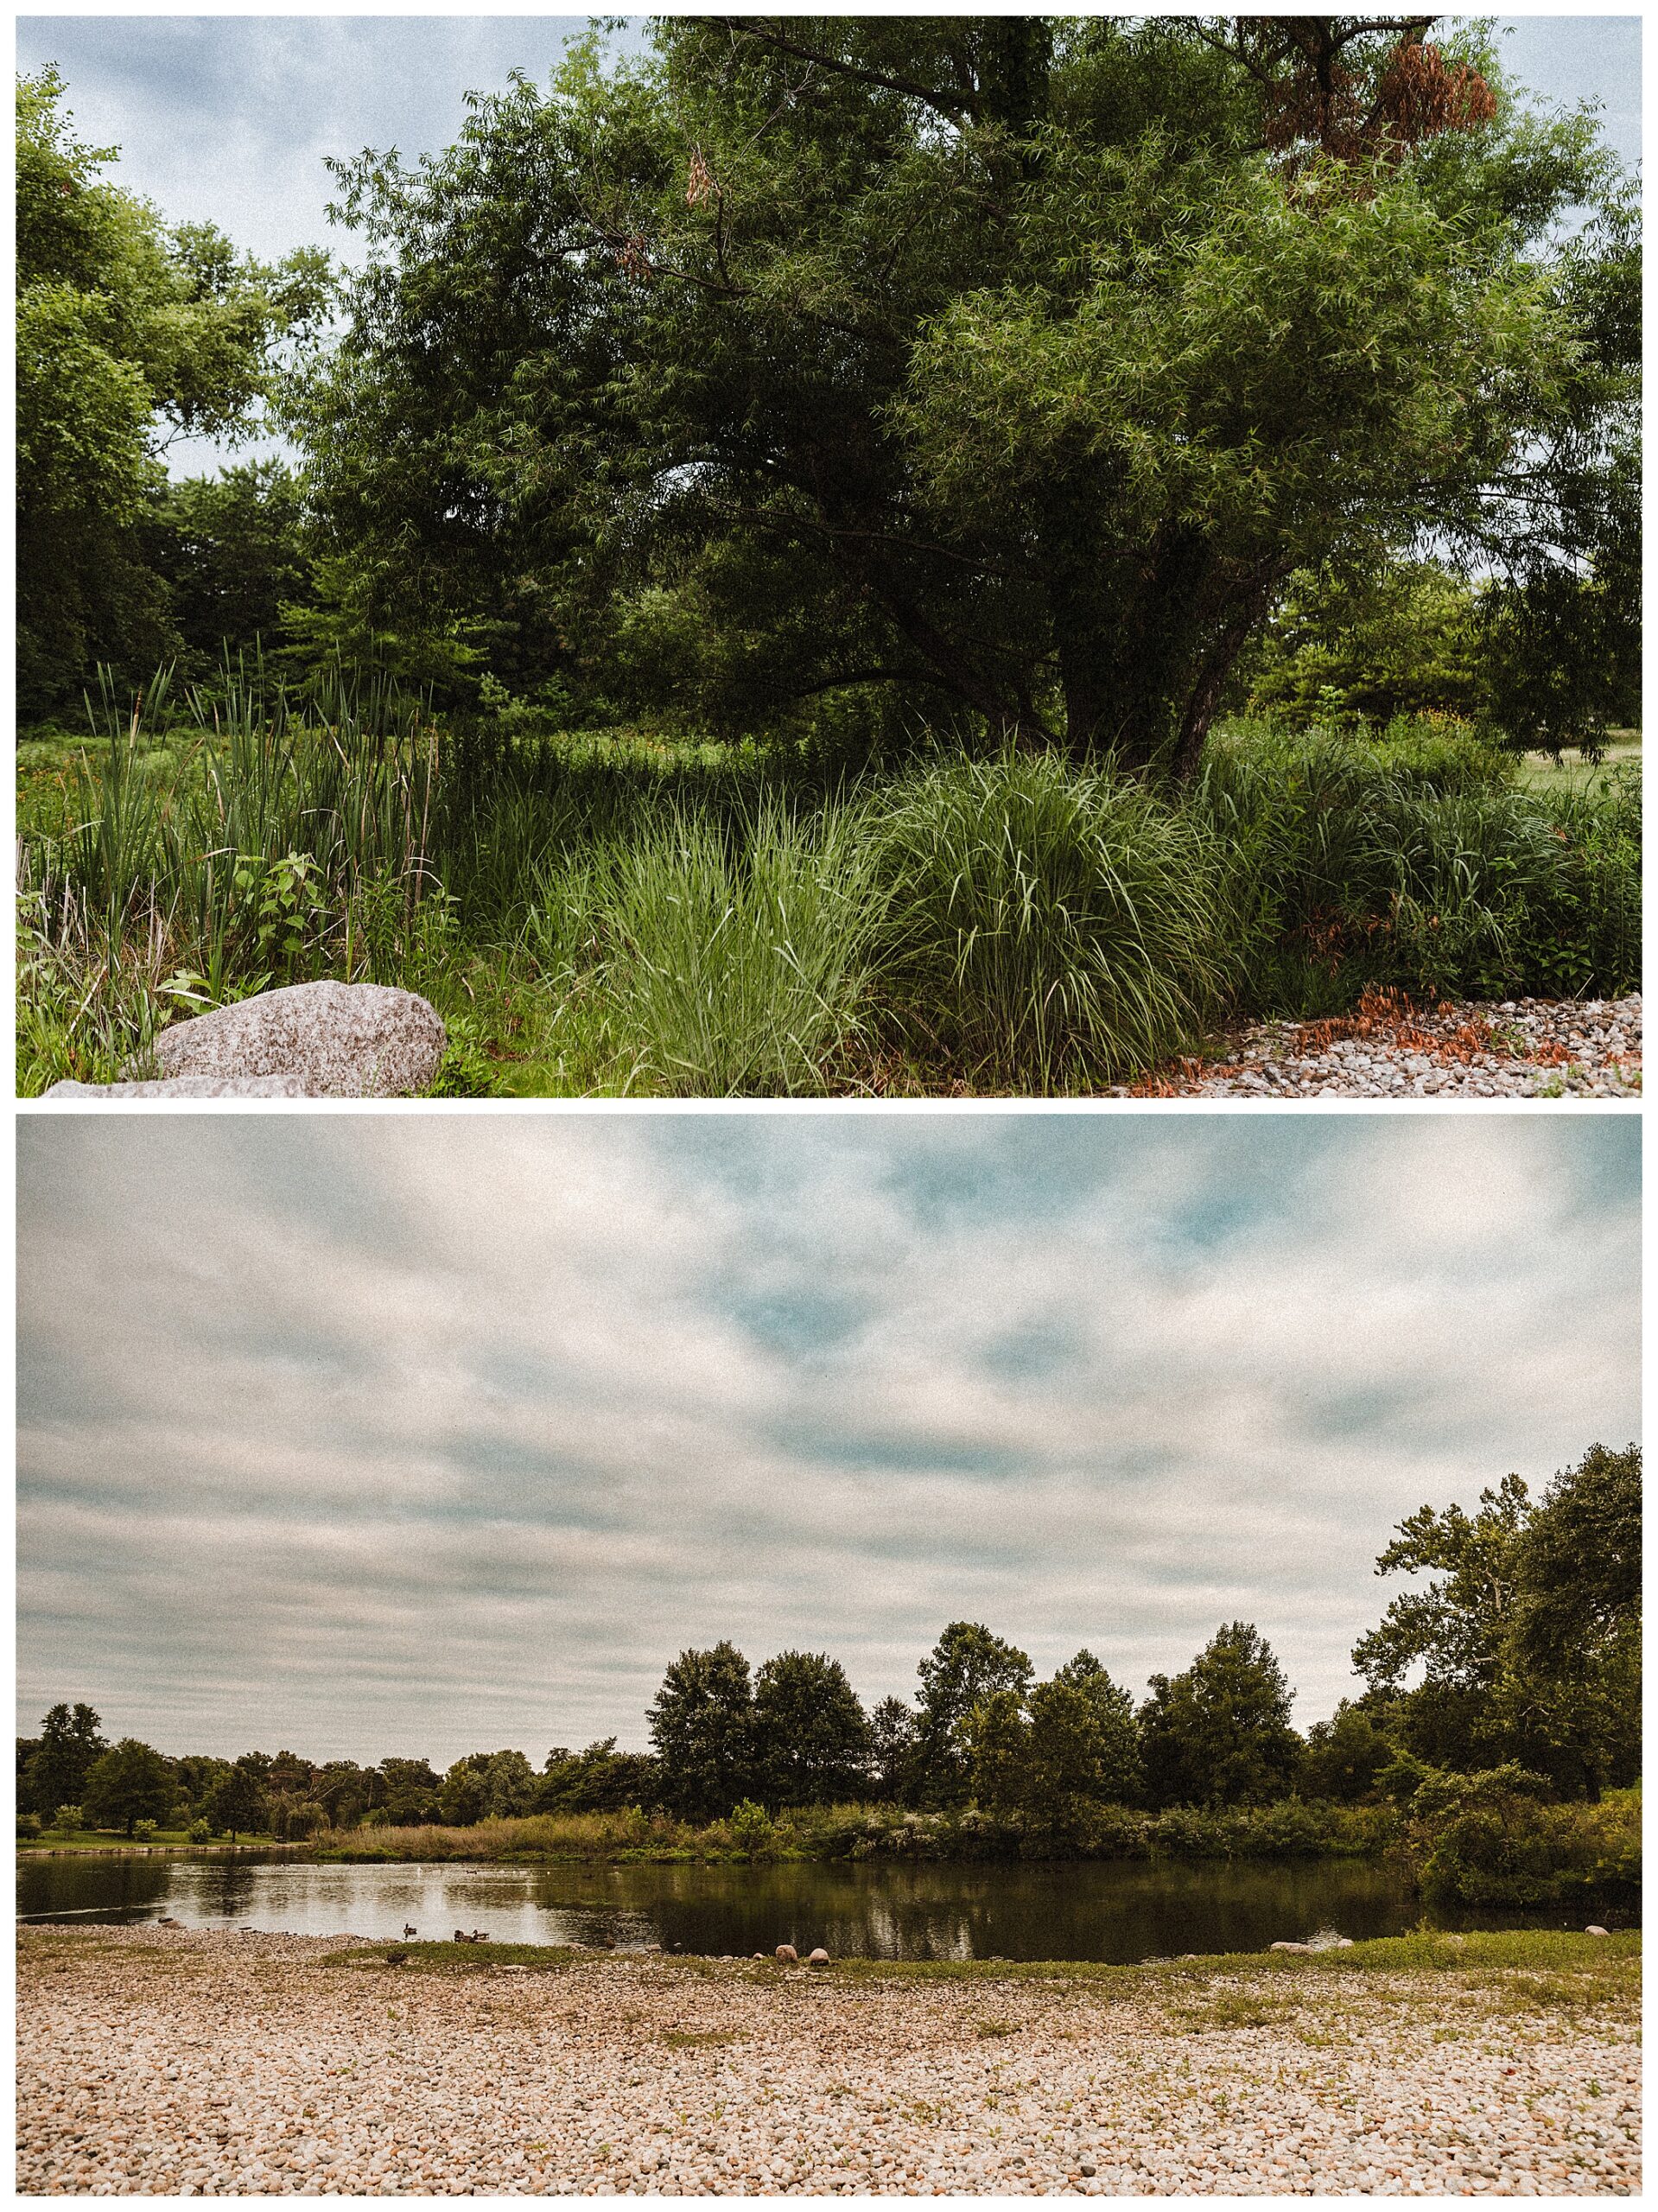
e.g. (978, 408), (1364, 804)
(17, 1113), (1639, 1767)
(15, 14), (1643, 475)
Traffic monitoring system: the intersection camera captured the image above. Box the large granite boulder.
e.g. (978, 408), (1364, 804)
(149, 981), (446, 1096)
(42, 1075), (308, 1100)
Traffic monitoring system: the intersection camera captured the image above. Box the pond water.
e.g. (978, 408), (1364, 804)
(15, 1853), (1631, 1961)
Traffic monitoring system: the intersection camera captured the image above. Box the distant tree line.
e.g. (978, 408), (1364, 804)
(18, 1444), (1637, 1840)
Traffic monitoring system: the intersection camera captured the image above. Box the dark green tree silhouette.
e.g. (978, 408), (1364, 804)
(1140, 1623), (1302, 1807)
(83, 1738), (175, 1837)
(647, 1641), (755, 1820)
(751, 1650), (871, 1808)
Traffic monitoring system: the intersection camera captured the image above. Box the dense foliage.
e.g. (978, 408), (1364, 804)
(284, 17), (1636, 768)
(16, 68), (328, 713)
(1353, 1440), (1640, 1795)
(17, 696), (1640, 1098)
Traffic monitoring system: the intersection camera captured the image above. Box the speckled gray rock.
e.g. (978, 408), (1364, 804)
(150, 981), (446, 1097)
(41, 1074), (309, 1100)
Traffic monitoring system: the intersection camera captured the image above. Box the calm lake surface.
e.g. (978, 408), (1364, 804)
(16, 1853), (1629, 1960)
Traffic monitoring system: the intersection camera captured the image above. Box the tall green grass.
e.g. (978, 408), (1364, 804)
(873, 748), (1237, 1086)
(524, 800), (885, 1095)
(1197, 722), (1641, 1011)
(16, 677), (1642, 1096)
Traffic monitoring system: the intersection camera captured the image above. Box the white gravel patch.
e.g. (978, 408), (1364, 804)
(17, 1929), (1641, 2195)
(1112, 995), (1641, 1099)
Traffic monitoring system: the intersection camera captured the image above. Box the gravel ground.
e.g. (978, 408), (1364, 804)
(1113, 995), (1641, 1099)
(17, 1929), (1641, 2196)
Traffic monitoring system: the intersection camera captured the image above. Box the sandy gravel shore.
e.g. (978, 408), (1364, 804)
(16, 1928), (1639, 2196)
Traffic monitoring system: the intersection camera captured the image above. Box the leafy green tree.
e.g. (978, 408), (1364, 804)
(1241, 559), (1481, 727)
(1140, 1623), (1302, 1807)
(1299, 1698), (1396, 1802)
(966, 1688), (1032, 1821)
(1051, 1650), (1143, 1803)
(913, 1623), (1033, 1807)
(751, 1650), (872, 1808)
(311, 1760), (373, 1828)
(867, 1696), (921, 1805)
(168, 1753), (232, 1821)
(376, 1758), (442, 1826)
(967, 1663), (1140, 1835)
(1476, 181), (1640, 757)
(1357, 1446), (1640, 1793)
(537, 1738), (660, 1814)
(204, 1756), (268, 1843)
(22, 1701), (105, 1817)
(82, 1737), (175, 1836)
(143, 459), (315, 671)
(647, 1641), (756, 1820)
(1353, 1472), (1529, 1773)
(1510, 1443), (1640, 1681)
(437, 1755), (491, 1826)
(480, 1748), (538, 1819)
(16, 66), (331, 712)
(298, 17), (1631, 771)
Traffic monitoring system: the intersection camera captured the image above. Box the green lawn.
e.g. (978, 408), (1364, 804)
(1516, 729), (1641, 796)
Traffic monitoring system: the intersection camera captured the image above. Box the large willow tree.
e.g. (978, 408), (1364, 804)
(298, 16), (1637, 772)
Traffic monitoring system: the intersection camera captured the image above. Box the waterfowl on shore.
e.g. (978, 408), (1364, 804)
(403, 1924), (417, 1937)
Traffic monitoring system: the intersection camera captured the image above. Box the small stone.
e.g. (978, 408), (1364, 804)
(774, 1944), (798, 1963)
(1585, 1924), (1610, 1937)
(807, 1948), (830, 1967)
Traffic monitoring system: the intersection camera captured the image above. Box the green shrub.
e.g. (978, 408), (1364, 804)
(1197, 724), (1640, 1009)
(132, 1818), (159, 1841)
(1407, 1769), (1641, 1906)
(17, 1813), (41, 1840)
(728, 1799), (780, 1858)
(54, 1804), (84, 1832)
(187, 1817), (211, 1844)
(874, 748), (1236, 1085)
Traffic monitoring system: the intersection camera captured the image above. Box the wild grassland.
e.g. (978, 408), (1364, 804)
(16, 673), (1641, 1096)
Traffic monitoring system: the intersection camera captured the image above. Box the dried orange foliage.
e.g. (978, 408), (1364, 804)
(1294, 983), (1449, 1057)
(686, 147), (715, 209)
(1255, 21), (1496, 170)
(1126, 1057), (1212, 1098)
(1376, 40), (1497, 145)
(1124, 982), (1621, 1094)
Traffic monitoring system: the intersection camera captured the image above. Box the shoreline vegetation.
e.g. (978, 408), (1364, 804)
(17, 1924), (1641, 2194)
(16, 1789), (1641, 1916)
(302, 1789), (1642, 1910)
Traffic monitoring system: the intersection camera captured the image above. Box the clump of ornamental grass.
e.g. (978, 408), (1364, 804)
(871, 747), (1238, 1088)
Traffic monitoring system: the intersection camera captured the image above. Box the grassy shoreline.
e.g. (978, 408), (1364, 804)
(312, 1926), (1636, 1982)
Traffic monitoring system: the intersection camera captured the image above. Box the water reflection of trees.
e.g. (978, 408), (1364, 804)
(25, 1853), (1608, 1956)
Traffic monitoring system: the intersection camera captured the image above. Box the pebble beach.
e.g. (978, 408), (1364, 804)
(1114, 995), (1642, 1099)
(17, 1927), (1640, 2196)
